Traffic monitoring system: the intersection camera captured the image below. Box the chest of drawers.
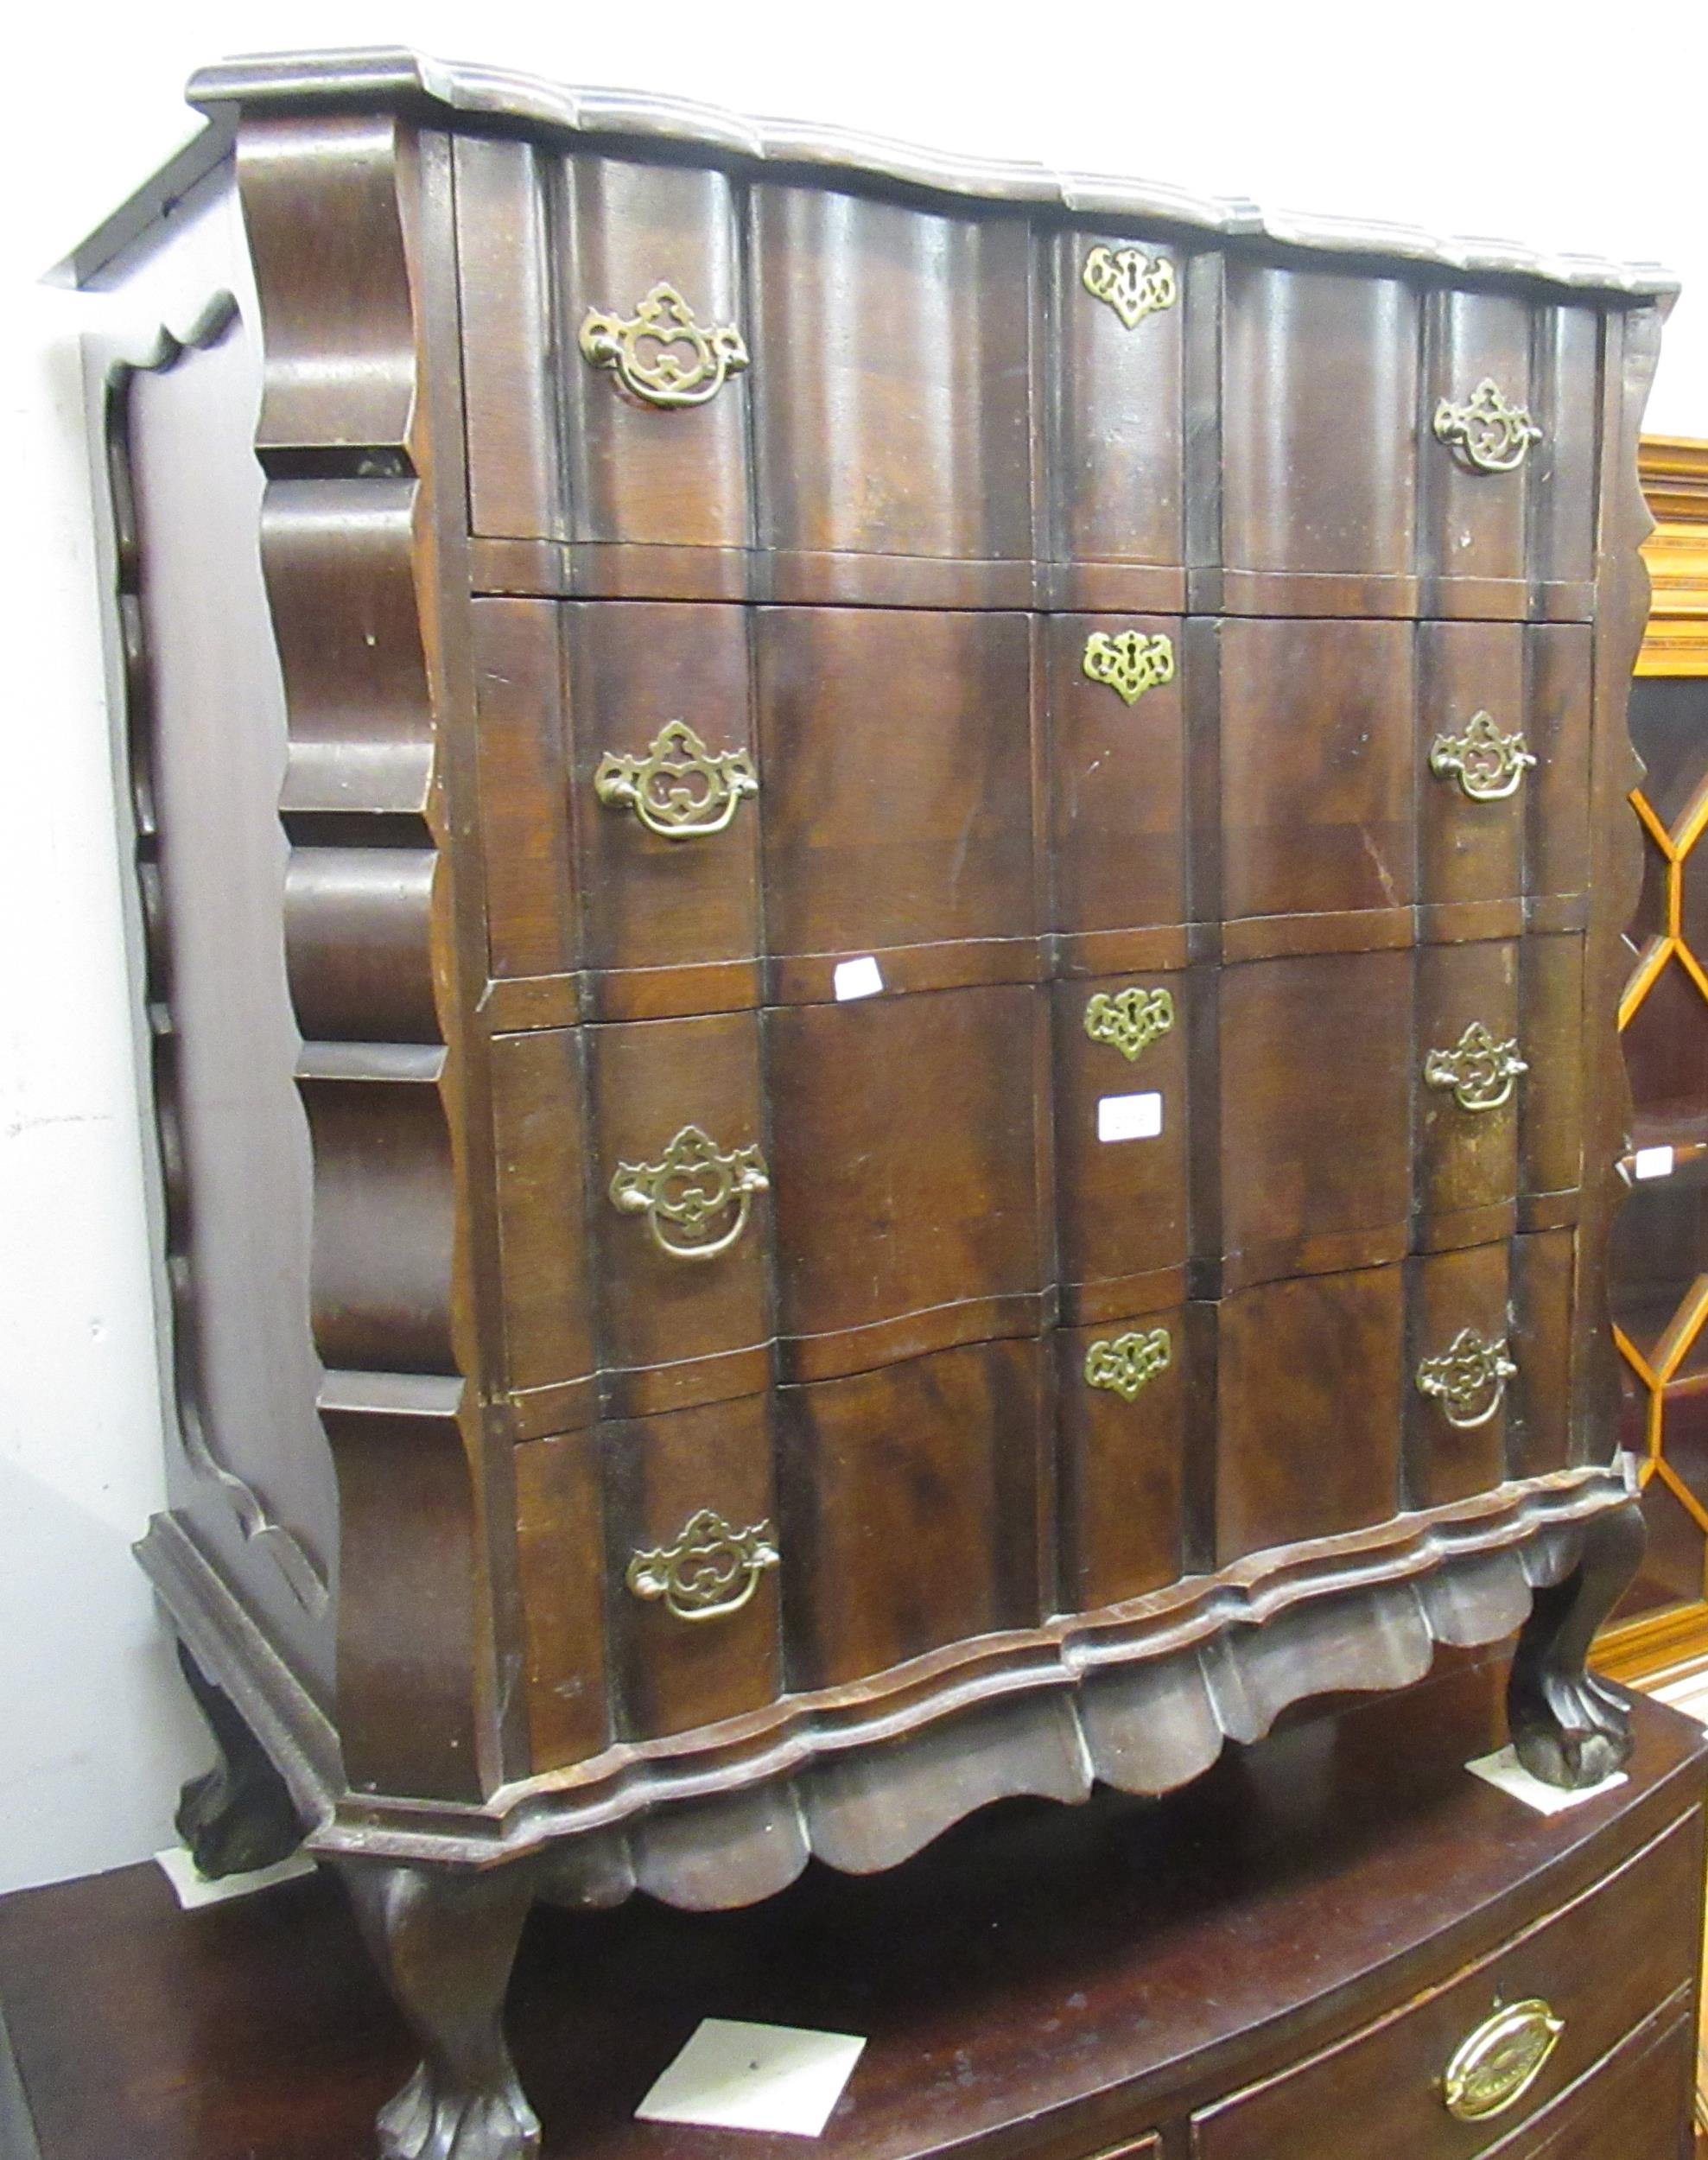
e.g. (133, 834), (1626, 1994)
(88, 48), (1674, 2160)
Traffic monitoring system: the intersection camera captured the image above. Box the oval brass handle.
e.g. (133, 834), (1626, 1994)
(1084, 985), (1175, 1063)
(1442, 1998), (1563, 2122)
(594, 720), (758, 840)
(626, 1509), (780, 1623)
(579, 281), (749, 408)
(1417, 1329), (1517, 1430)
(1433, 378), (1543, 474)
(1424, 1021), (1527, 1113)
(1430, 711), (1537, 801)
(609, 1123), (769, 1261)
(1085, 1328), (1172, 1401)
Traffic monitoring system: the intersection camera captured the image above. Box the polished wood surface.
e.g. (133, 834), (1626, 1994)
(91, 49), (1670, 2157)
(3, 1665), (1701, 2160)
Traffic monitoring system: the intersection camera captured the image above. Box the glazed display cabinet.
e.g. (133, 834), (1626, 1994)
(79, 49), (1672, 2160)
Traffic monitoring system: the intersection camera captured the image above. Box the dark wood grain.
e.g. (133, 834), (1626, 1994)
(3, 1668), (1702, 2160)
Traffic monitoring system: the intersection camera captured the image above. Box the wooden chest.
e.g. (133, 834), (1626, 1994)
(86, 47), (1673, 2160)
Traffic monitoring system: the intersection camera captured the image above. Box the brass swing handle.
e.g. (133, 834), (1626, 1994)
(594, 720), (758, 841)
(1417, 1329), (1517, 1431)
(609, 1124), (769, 1262)
(1424, 1022), (1527, 1113)
(1432, 378), (1543, 473)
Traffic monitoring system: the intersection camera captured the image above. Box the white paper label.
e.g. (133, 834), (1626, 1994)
(833, 956), (884, 1002)
(1634, 1145), (1675, 1181)
(155, 1845), (316, 1909)
(1465, 1745), (1628, 1817)
(636, 2018), (867, 2138)
(1098, 1091), (1163, 1143)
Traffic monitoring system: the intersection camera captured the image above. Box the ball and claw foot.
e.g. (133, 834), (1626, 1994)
(342, 1857), (542, 2160)
(174, 1641), (303, 1877)
(377, 2062), (541, 2160)
(1507, 1497), (1645, 1793)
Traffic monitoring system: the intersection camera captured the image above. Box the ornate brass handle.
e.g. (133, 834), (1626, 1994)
(594, 720), (758, 840)
(1082, 244), (1178, 329)
(1417, 1329), (1517, 1430)
(1083, 629), (1175, 708)
(579, 282), (749, 409)
(1085, 1328), (1172, 1401)
(1084, 986), (1175, 1063)
(1442, 1999), (1563, 2123)
(1424, 1021), (1527, 1113)
(626, 1509), (779, 1623)
(1432, 378), (1543, 474)
(609, 1124), (769, 1261)
(1430, 710), (1537, 801)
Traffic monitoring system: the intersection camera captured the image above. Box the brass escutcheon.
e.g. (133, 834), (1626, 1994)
(626, 1508), (780, 1623)
(594, 720), (759, 840)
(609, 1124), (769, 1262)
(1083, 628), (1175, 707)
(1085, 1328), (1172, 1402)
(579, 282), (749, 409)
(1424, 1021), (1528, 1113)
(1416, 1328), (1517, 1430)
(1432, 378), (1543, 474)
(1082, 244), (1178, 329)
(1430, 710), (1538, 802)
(1442, 1999), (1564, 2123)
(1084, 986), (1175, 1063)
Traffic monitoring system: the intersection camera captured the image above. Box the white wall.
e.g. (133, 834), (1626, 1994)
(3, 0), (1706, 1893)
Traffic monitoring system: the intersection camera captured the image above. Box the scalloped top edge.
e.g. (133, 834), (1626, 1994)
(186, 45), (1678, 302)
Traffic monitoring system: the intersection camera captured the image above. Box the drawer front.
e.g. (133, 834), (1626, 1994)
(1054, 970), (1190, 1318)
(778, 1336), (1047, 1689)
(1191, 1810), (1703, 2160)
(604, 1392), (783, 1742)
(1057, 1305), (1197, 1612)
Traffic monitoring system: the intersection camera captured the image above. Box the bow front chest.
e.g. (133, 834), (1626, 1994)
(92, 48), (1672, 2159)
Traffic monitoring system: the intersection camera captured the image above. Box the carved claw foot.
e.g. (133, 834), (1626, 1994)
(377, 2061), (540, 2160)
(174, 1641), (303, 1877)
(1508, 1497), (1645, 1791)
(341, 1858), (540, 2160)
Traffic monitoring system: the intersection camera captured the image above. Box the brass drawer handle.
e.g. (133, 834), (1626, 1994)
(627, 1509), (779, 1623)
(1082, 244), (1178, 328)
(1442, 1998), (1564, 2123)
(594, 720), (758, 840)
(1085, 1328), (1172, 1401)
(1432, 378), (1543, 474)
(1417, 1329), (1517, 1430)
(1084, 985), (1175, 1063)
(579, 281), (749, 409)
(1083, 629), (1175, 707)
(1430, 710), (1537, 801)
(1424, 1021), (1527, 1113)
(609, 1124), (769, 1261)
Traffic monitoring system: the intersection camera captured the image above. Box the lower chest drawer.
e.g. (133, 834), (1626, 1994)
(1191, 1809), (1701, 2160)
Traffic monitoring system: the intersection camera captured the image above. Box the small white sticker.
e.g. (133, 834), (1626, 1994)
(1634, 1145), (1675, 1181)
(833, 956), (884, 1002)
(155, 1845), (316, 1909)
(1465, 1746), (1627, 1816)
(1098, 1091), (1163, 1143)
(636, 2018), (867, 2138)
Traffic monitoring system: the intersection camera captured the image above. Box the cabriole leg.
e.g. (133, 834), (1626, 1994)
(174, 1640), (303, 1877)
(1508, 1497), (1646, 1790)
(340, 1858), (540, 2160)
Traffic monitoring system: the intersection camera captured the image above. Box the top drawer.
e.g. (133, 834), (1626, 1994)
(454, 136), (1603, 619)
(1191, 1809), (1700, 2160)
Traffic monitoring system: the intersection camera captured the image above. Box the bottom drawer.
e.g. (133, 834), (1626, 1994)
(1487, 1992), (1693, 2160)
(1191, 1811), (1700, 2159)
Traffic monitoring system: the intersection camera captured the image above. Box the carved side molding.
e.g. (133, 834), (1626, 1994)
(105, 292), (328, 1618)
